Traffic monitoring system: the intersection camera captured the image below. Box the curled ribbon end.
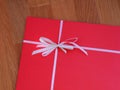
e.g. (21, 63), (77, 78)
(82, 50), (88, 56)
(42, 53), (48, 57)
(85, 52), (88, 56)
(32, 52), (36, 55)
(42, 55), (47, 57)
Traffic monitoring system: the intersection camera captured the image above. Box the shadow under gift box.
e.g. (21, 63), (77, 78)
(16, 17), (120, 90)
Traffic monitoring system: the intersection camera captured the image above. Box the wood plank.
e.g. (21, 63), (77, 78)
(50, 0), (77, 21)
(95, 0), (120, 25)
(74, 0), (100, 23)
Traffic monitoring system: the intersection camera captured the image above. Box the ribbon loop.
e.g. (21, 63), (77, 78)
(40, 37), (56, 45)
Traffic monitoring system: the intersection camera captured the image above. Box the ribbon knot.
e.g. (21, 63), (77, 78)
(32, 37), (88, 56)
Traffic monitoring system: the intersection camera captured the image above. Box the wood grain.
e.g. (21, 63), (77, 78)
(0, 0), (120, 90)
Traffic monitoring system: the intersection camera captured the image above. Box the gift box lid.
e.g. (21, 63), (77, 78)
(16, 17), (120, 90)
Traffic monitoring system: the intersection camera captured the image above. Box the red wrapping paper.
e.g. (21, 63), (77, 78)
(16, 17), (120, 90)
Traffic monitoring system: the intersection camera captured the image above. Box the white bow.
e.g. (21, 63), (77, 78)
(32, 37), (88, 56)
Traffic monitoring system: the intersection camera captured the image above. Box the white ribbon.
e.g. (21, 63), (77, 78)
(23, 20), (120, 90)
(24, 37), (88, 56)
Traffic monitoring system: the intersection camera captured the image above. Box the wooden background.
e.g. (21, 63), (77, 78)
(0, 0), (120, 90)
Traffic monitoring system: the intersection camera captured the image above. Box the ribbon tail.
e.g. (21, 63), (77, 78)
(71, 42), (88, 55)
(42, 47), (56, 56)
(32, 47), (53, 55)
(60, 47), (67, 53)
(32, 49), (44, 55)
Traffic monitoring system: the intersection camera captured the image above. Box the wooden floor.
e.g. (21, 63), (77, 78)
(0, 0), (120, 90)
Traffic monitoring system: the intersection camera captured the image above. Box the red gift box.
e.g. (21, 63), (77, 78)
(16, 17), (120, 90)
